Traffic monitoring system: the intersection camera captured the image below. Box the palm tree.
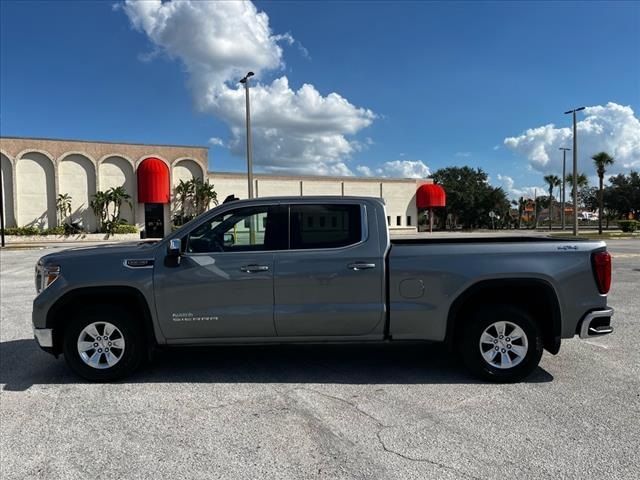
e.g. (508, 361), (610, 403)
(565, 172), (589, 226)
(543, 175), (561, 230)
(174, 179), (194, 224)
(591, 152), (615, 234)
(90, 191), (110, 231)
(192, 178), (219, 214)
(107, 186), (132, 223)
(56, 193), (72, 226)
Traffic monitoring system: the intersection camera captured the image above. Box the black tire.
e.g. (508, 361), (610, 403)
(63, 306), (144, 381)
(459, 305), (543, 383)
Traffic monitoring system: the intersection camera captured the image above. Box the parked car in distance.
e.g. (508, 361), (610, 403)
(32, 196), (613, 382)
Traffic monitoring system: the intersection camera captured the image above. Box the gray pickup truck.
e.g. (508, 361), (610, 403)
(32, 196), (613, 382)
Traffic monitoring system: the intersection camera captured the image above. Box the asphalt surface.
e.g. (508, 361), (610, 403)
(1, 239), (638, 479)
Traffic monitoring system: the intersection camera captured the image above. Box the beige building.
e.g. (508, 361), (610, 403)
(0, 136), (430, 237)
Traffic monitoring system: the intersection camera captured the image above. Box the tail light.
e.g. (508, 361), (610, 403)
(591, 251), (611, 294)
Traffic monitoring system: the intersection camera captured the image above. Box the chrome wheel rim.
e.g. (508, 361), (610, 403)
(479, 321), (528, 369)
(77, 322), (125, 369)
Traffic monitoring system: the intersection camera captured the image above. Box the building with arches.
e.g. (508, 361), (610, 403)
(1, 136), (430, 237)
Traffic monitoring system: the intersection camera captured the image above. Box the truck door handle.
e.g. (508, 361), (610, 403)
(240, 264), (270, 273)
(348, 262), (376, 271)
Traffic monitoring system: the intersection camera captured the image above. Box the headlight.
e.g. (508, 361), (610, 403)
(36, 262), (61, 293)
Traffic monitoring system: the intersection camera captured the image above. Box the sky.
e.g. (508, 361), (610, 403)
(1, 0), (639, 199)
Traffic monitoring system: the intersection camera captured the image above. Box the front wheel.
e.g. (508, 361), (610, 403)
(460, 305), (543, 382)
(63, 307), (144, 381)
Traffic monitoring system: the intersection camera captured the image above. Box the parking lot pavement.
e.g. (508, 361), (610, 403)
(1, 241), (639, 480)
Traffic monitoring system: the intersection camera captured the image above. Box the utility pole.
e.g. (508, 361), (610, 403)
(564, 107), (585, 236)
(559, 147), (571, 231)
(240, 71), (255, 199)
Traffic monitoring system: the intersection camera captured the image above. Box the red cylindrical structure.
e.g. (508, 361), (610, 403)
(137, 158), (170, 204)
(416, 184), (446, 209)
(416, 184), (446, 233)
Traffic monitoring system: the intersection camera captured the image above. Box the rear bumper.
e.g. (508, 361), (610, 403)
(578, 308), (614, 339)
(33, 327), (53, 348)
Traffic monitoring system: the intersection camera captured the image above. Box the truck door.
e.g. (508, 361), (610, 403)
(153, 204), (287, 340)
(274, 202), (385, 337)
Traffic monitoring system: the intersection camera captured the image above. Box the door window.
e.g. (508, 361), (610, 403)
(290, 204), (362, 250)
(186, 206), (286, 253)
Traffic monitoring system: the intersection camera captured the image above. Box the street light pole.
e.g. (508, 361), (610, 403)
(240, 71), (255, 199)
(564, 107), (585, 236)
(559, 147), (571, 231)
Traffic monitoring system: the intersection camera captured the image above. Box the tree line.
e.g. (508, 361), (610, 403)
(428, 154), (639, 231)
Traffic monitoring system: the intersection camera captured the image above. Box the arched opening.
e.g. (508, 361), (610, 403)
(99, 156), (136, 224)
(172, 159), (204, 223)
(16, 152), (56, 228)
(59, 154), (97, 231)
(1, 154), (16, 228)
(172, 159), (203, 186)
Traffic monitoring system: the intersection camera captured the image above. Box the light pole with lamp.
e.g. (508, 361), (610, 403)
(559, 147), (571, 230)
(240, 71), (255, 199)
(564, 107), (585, 236)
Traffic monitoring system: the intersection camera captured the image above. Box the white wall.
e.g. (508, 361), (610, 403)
(205, 173), (422, 232)
(256, 179), (301, 197)
(1, 154), (16, 227)
(382, 182), (419, 229)
(16, 152), (56, 228)
(301, 180), (342, 196)
(99, 156), (136, 224)
(59, 154), (97, 231)
(343, 181), (382, 198)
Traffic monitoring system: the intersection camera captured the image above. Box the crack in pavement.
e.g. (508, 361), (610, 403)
(293, 387), (486, 480)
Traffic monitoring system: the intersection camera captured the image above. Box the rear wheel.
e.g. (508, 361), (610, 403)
(459, 305), (543, 382)
(63, 306), (144, 381)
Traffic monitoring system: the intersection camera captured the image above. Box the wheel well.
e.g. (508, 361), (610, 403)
(446, 279), (561, 354)
(47, 286), (155, 355)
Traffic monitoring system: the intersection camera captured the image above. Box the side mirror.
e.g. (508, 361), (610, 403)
(167, 238), (182, 258)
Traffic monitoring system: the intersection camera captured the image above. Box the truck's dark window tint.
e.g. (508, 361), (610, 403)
(186, 206), (287, 253)
(290, 204), (361, 250)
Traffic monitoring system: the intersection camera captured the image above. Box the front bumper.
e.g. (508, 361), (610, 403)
(33, 327), (53, 348)
(579, 308), (614, 339)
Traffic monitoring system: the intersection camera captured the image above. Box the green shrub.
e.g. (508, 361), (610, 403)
(618, 220), (639, 233)
(43, 226), (65, 235)
(111, 223), (138, 234)
(4, 226), (41, 236)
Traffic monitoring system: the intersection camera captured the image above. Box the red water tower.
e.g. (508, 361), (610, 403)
(416, 183), (446, 233)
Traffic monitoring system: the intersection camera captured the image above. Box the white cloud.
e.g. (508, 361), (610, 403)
(496, 174), (547, 200)
(493, 145), (500, 151)
(356, 165), (374, 177)
(455, 151), (471, 158)
(208, 137), (225, 147)
(121, 0), (375, 175)
(355, 160), (431, 179)
(504, 102), (640, 174)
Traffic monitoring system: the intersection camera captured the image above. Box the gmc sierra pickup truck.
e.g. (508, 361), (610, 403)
(32, 196), (614, 382)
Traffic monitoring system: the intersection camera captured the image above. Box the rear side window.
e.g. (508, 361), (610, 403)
(290, 204), (362, 250)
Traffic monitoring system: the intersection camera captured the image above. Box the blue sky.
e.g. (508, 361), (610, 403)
(1, 0), (638, 198)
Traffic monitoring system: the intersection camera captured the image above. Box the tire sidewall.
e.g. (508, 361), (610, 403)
(461, 305), (543, 382)
(63, 306), (143, 381)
